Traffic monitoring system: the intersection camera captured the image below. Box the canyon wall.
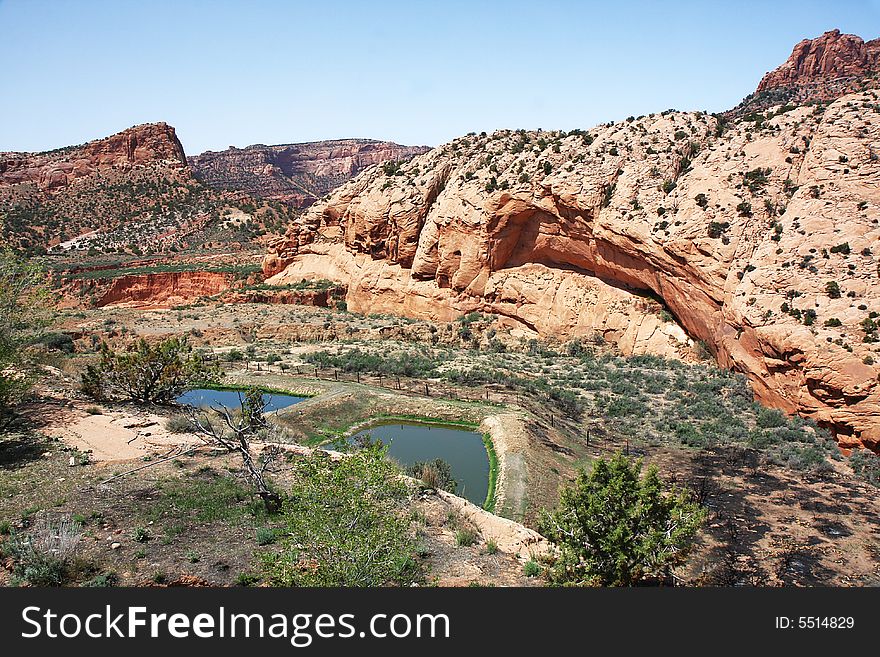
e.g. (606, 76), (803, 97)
(62, 270), (236, 309)
(189, 139), (430, 207)
(265, 92), (880, 450)
(0, 122), (187, 192)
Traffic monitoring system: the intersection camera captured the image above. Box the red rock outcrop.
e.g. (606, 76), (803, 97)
(265, 91), (880, 451)
(0, 122), (187, 192)
(188, 139), (429, 207)
(92, 271), (235, 308)
(757, 30), (880, 92)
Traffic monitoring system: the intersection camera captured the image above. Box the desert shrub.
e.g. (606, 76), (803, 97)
(406, 458), (456, 493)
(736, 201), (752, 217)
(830, 242), (851, 255)
(7, 516), (82, 586)
(539, 452), (705, 586)
(849, 449), (880, 486)
(261, 445), (419, 587)
(81, 337), (221, 403)
(825, 281), (841, 299)
(767, 443), (830, 472)
(256, 527), (278, 546)
(707, 221), (730, 239)
(82, 572), (119, 587)
(0, 249), (50, 422)
(165, 414), (195, 433)
(453, 527), (479, 547)
(303, 347), (437, 378)
(35, 332), (75, 353)
(756, 407), (786, 429)
(523, 559), (542, 577)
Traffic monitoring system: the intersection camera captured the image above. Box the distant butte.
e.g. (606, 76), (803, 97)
(188, 140), (430, 208)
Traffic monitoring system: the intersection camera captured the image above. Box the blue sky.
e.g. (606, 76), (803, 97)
(1, 0), (878, 154)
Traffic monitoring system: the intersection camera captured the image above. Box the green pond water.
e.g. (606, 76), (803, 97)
(350, 423), (489, 505)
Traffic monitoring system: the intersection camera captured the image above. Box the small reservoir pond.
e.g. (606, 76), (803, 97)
(350, 423), (489, 505)
(176, 388), (306, 412)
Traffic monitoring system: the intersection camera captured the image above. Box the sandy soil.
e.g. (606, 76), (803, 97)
(42, 406), (189, 462)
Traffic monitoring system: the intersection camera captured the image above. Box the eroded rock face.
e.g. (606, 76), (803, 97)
(265, 93), (880, 450)
(99, 271), (235, 308)
(188, 140), (429, 207)
(757, 30), (880, 93)
(0, 122), (187, 191)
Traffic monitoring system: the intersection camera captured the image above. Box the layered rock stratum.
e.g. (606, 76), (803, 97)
(188, 140), (430, 207)
(265, 31), (880, 451)
(0, 122), (187, 190)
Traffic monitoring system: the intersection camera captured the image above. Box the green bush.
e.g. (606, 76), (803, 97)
(235, 572), (260, 586)
(256, 527), (278, 546)
(35, 332), (76, 353)
(756, 407), (786, 429)
(7, 516), (82, 587)
(825, 281), (841, 299)
(0, 249), (50, 422)
(707, 221), (730, 239)
(455, 528), (479, 547)
(81, 337), (221, 403)
(406, 459), (456, 493)
(261, 445), (419, 587)
(849, 449), (880, 486)
(767, 443), (830, 472)
(523, 559), (541, 577)
(132, 527), (150, 543)
(539, 452), (705, 586)
(82, 572), (119, 587)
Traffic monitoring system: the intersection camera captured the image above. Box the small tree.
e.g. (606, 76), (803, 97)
(0, 249), (50, 423)
(825, 281), (841, 299)
(186, 388), (282, 512)
(82, 337), (220, 403)
(539, 452), (705, 586)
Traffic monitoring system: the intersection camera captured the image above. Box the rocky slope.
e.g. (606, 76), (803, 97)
(265, 82), (880, 450)
(0, 122), (187, 191)
(0, 123), (306, 256)
(189, 140), (429, 207)
(0, 123), (218, 253)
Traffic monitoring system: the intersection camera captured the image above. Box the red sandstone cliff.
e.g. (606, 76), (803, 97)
(264, 91), (880, 452)
(0, 122), (187, 192)
(757, 30), (880, 92)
